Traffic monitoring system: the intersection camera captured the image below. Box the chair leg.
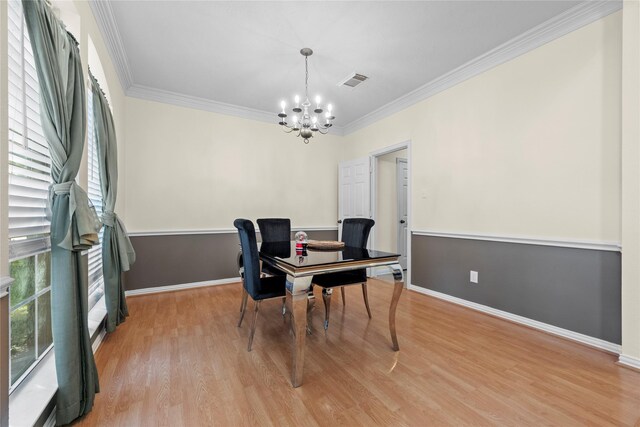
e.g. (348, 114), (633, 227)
(306, 288), (315, 335)
(248, 300), (261, 352)
(361, 283), (372, 319)
(238, 288), (249, 327)
(341, 287), (346, 306)
(322, 288), (333, 330)
(282, 297), (287, 317)
(239, 283), (245, 312)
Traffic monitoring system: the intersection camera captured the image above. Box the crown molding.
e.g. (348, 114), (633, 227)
(127, 84), (345, 135)
(88, 0), (134, 89)
(342, 0), (622, 135)
(90, 0), (620, 135)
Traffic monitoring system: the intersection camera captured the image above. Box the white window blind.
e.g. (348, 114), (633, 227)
(87, 89), (105, 310)
(7, 0), (52, 261)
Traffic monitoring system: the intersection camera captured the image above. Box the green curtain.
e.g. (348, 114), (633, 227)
(23, 1), (102, 424)
(90, 72), (135, 332)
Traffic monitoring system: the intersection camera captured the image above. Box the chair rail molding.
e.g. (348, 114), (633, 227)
(412, 230), (622, 252)
(128, 226), (339, 237)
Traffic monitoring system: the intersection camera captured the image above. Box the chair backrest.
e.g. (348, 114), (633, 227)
(234, 218), (261, 299)
(341, 218), (375, 248)
(257, 218), (291, 242)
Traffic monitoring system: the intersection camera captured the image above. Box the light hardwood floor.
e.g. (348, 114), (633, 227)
(76, 279), (640, 426)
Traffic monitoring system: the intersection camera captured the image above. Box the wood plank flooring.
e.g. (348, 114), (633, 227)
(76, 279), (640, 426)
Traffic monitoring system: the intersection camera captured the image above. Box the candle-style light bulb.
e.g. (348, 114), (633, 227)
(294, 95), (300, 105)
(280, 100), (286, 111)
(313, 96), (323, 114)
(325, 103), (334, 121)
(292, 115), (298, 123)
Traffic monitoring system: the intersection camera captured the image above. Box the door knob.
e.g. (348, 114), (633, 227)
(337, 220), (342, 224)
(400, 220), (406, 224)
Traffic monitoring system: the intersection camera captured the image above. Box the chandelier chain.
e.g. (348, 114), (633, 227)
(305, 55), (309, 100)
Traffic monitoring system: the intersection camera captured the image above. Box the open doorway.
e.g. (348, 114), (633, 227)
(370, 142), (411, 285)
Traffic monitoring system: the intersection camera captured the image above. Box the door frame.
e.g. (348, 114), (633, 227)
(369, 140), (412, 288)
(396, 157), (408, 269)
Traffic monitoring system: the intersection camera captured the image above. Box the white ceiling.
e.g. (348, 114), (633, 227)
(100, 1), (590, 128)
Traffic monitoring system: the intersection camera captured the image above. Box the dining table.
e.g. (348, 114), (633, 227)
(254, 241), (404, 387)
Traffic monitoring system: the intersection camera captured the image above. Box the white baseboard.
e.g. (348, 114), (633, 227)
(44, 408), (56, 427)
(618, 354), (640, 371)
(125, 277), (240, 297)
(92, 328), (107, 353)
(408, 285), (621, 355)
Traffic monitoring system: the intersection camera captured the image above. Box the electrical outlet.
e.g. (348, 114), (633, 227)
(470, 270), (478, 284)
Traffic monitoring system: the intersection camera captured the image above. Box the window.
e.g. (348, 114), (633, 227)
(87, 88), (104, 310)
(7, 0), (53, 388)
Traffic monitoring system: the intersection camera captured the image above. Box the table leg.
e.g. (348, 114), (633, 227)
(388, 264), (404, 351)
(286, 275), (312, 387)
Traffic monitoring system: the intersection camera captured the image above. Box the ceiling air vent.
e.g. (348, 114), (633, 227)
(339, 73), (369, 88)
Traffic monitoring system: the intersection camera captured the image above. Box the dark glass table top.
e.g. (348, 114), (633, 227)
(259, 241), (399, 269)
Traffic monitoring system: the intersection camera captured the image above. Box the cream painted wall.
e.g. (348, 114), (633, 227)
(342, 12), (622, 244)
(376, 149), (407, 252)
(123, 97), (342, 232)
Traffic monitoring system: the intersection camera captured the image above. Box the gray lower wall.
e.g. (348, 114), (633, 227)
(411, 235), (621, 344)
(124, 230), (338, 291)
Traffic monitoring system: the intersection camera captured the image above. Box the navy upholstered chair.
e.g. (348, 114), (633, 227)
(312, 218), (375, 330)
(257, 218), (291, 242)
(234, 218), (287, 351)
(257, 218), (291, 276)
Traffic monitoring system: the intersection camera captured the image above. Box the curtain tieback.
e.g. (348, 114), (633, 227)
(47, 181), (103, 251)
(51, 181), (74, 194)
(102, 210), (117, 227)
(102, 210), (136, 272)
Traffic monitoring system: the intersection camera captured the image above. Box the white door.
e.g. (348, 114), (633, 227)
(338, 157), (371, 239)
(396, 158), (408, 269)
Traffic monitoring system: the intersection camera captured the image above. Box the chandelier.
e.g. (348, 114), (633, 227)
(278, 48), (335, 144)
